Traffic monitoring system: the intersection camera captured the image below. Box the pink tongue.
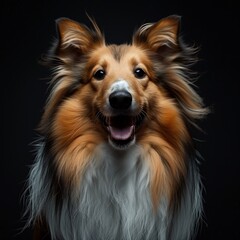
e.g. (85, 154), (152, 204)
(108, 125), (134, 140)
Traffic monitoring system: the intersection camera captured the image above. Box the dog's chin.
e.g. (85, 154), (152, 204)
(109, 135), (136, 150)
(97, 112), (145, 150)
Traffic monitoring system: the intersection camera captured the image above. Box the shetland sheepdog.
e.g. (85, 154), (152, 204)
(26, 15), (208, 240)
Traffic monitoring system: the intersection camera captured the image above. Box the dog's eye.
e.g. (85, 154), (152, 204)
(134, 68), (146, 79)
(94, 69), (106, 80)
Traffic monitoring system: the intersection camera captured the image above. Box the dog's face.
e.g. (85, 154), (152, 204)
(90, 45), (157, 149)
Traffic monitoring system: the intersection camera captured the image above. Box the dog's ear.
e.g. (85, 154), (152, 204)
(133, 15), (181, 58)
(54, 18), (104, 59)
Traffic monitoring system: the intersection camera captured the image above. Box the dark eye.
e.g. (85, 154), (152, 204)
(94, 69), (106, 80)
(134, 68), (146, 79)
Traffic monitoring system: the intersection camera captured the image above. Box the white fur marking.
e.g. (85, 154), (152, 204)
(110, 79), (130, 93)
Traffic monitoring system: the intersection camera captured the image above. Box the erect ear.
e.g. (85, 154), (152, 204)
(133, 15), (181, 57)
(55, 17), (104, 57)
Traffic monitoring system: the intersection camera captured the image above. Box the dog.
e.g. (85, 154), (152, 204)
(26, 15), (208, 240)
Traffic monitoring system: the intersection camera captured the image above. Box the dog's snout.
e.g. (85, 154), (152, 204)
(109, 91), (132, 110)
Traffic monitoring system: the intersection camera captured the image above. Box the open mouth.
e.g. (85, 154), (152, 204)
(98, 112), (145, 149)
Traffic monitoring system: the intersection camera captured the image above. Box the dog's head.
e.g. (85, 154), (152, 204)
(40, 16), (207, 152)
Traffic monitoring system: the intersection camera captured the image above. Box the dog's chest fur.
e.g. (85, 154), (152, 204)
(41, 144), (168, 240)
(77, 144), (168, 240)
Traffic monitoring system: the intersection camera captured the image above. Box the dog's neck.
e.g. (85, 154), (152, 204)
(72, 143), (168, 240)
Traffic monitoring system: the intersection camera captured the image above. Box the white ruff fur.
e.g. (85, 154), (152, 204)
(27, 141), (201, 240)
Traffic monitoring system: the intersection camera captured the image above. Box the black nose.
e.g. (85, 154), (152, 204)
(109, 91), (132, 110)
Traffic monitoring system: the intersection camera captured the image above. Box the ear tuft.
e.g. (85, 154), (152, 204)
(133, 15), (181, 52)
(56, 18), (81, 41)
(55, 17), (104, 54)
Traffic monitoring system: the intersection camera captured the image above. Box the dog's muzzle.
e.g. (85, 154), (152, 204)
(108, 90), (135, 148)
(97, 89), (146, 150)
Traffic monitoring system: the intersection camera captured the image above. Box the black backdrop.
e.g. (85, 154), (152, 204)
(2, 1), (240, 239)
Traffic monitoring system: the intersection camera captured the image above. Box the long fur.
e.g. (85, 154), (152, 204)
(25, 15), (208, 240)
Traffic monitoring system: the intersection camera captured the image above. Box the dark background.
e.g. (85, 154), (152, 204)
(2, 0), (239, 239)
